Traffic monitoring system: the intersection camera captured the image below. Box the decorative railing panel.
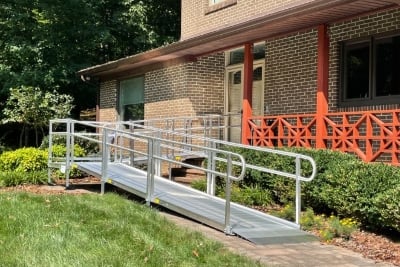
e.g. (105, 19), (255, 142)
(248, 110), (400, 165)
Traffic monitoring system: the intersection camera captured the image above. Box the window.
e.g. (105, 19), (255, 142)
(227, 43), (265, 66)
(119, 76), (144, 121)
(205, 0), (237, 14)
(341, 33), (400, 105)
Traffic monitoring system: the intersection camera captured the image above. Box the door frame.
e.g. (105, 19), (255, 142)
(224, 59), (265, 141)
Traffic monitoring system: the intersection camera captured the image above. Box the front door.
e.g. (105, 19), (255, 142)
(226, 62), (264, 142)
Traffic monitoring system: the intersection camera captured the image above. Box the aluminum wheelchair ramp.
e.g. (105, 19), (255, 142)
(76, 161), (317, 245)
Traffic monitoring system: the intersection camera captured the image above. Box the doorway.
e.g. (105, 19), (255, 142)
(226, 61), (264, 142)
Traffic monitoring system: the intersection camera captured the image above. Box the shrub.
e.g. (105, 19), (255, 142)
(373, 186), (400, 232)
(270, 203), (295, 221)
(220, 184), (273, 207)
(216, 146), (400, 233)
(48, 144), (87, 179)
(0, 147), (48, 172)
(191, 178), (207, 192)
(300, 208), (324, 231)
(50, 144), (86, 158)
(40, 135), (99, 155)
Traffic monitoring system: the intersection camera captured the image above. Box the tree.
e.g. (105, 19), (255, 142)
(0, 0), (180, 113)
(0, 0), (180, 147)
(2, 86), (74, 147)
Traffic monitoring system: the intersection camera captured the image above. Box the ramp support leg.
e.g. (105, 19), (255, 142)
(101, 128), (110, 195)
(206, 141), (216, 195)
(224, 155), (234, 235)
(146, 140), (155, 206)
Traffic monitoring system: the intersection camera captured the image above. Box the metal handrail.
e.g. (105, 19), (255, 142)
(119, 119), (317, 225)
(49, 115), (316, 228)
(48, 118), (246, 234)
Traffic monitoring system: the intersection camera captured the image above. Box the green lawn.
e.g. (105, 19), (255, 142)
(0, 192), (263, 267)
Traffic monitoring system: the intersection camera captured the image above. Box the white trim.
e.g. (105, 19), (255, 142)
(224, 59), (265, 141)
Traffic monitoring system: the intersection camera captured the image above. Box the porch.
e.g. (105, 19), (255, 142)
(246, 109), (400, 166)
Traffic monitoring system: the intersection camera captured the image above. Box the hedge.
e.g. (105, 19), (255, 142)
(219, 146), (400, 233)
(0, 145), (87, 186)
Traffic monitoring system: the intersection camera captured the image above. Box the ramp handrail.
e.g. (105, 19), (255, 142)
(118, 119), (317, 226)
(48, 118), (245, 234)
(48, 115), (316, 228)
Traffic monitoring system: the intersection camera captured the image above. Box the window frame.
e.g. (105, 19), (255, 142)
(118, 76), (145, 122)
(340, 31), (400, 107)
(205, 0), (237, 14)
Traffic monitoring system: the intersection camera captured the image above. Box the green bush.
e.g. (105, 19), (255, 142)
(220, 184), (273, 207)
(373, 186), (400, 232)
(216, 146), (400, 233)
(0, 144), (88, 182)
(40, 135), (99, 155)
(0, 147), (48, 172)
(51, 144), (86, 158)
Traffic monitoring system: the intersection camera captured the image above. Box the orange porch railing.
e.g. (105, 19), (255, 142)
(247, 109), (400, 165)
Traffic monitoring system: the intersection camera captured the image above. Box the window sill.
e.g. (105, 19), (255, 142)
(205, 0), (237, 15)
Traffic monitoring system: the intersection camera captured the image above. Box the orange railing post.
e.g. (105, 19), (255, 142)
(241, 43), (253, 145)
(316, 24), (329, 148)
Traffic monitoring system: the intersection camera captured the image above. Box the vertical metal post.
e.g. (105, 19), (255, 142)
(224, 154), (234, 235)
(295, 156), (301, 226)
(70, 121), (75, 165)
(206, 141), (216, 195)
(101, 128), (109, 195)
(65, 120), (71, 189)
(146, 139), (154, 206)
(114, 124), (118, 162)
(129, 123), (134, 166)
(155, 132), (161, 177)
(47, 121), (53, 184)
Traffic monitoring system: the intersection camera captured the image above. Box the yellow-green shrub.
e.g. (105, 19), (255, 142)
(0, 147), (48, 172)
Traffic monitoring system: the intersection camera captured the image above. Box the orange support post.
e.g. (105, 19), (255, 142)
(241, 43), (254, 145)
(316, 24), (329, 148)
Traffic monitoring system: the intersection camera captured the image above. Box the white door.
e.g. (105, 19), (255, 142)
(226, 62), (264, 142)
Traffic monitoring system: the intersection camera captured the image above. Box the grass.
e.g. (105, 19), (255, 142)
(0, 192), (263, 267)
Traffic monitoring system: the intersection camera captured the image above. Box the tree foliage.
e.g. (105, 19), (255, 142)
(0, 0), (180, 147)
(2, 86), (74, 146)
(0, 0), (180, 112)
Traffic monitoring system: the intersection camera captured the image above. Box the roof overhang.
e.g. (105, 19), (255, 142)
(78, 0), (400, 80)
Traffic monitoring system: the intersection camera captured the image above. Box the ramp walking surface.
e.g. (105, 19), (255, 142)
(77, 162), (316, 245)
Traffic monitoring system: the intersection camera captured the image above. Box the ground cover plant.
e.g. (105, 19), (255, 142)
(0, 192), (263, 267)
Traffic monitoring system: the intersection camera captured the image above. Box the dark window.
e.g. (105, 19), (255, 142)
(119, 76), (144, 121)
(228, 43), (265, 65)
(375, 36), (400, 97)
(341, 33), (400, 105)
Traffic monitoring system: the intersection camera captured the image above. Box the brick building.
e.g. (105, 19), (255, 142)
(78, 0), (400, 164)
